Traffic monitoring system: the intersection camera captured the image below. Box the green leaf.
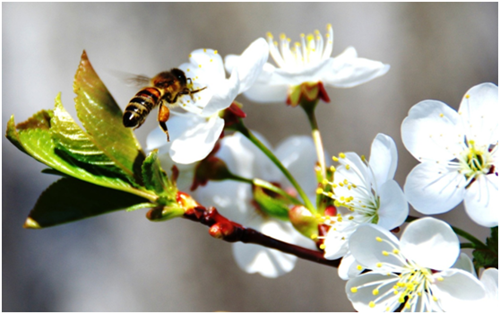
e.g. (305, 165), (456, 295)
(73, 50), (145, 183)
(6, 112), (156, 202)
(25, 177), (151, 228)
(51, 94), (129, 180)
(253, 186), (290, 220)
(142, 150), (177, 204)
(473, 227), (498, 270)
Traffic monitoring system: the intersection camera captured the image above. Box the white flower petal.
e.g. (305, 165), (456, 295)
(433, 269), (486, 312)
(200, 70), (240, 117)
(480, 268), (498, 303)
(146, 125), (170, 154)
(401, 100), (463, 162)
(346, 272), (401, 312)
(271, 58), (334, 85)
(242, 81), (290, 103)
(274, 136), (318, 193)
(323, 225), (351, 260)
(368, 133), (398, 185)
(349, 224), (403, 270)
(231, 219), (298, 278)
(232, 37), (269, 94)
(323, 46), (390, 88)
(377, 180), (408, 230)
(195, 180), (252, 224)
(170, 116), (224, 164)
(452, 253), (476, 276)
(187, 48), (225, 80)
(404, 161), (466, 215)
(464, 173), (499, 227)
(217, 131), (277, 180)
(458, 82), (499, 146)
(338, 252), (363, 280)
(232, 242), (296, 278)
(400, 217), (459, 270)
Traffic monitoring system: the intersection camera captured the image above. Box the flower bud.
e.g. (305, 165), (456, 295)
(287, 81), (330, 107)
(288, 205), (319, 239)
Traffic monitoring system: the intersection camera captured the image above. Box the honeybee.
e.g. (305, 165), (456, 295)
(122, 68), (206, 141)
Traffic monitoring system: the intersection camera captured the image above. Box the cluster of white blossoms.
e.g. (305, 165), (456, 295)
(147, 24), (498, 311)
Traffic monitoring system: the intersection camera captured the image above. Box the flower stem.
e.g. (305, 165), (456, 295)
(229, 173), (303, 205)
(406, 215), (487, 249)
(232, 120), (316, 214)
(183, 205), (339, 268)
(301, 99), (326, 178)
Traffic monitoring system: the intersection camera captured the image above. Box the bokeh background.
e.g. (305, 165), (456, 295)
(2, 2), (497, 311)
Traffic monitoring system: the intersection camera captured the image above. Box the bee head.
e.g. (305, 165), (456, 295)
(171, 68), (187, 86)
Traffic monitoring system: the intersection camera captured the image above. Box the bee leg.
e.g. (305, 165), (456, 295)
(158, 102), (170, 142)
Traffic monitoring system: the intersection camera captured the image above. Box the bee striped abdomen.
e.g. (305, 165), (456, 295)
(123, 87), (163, 128)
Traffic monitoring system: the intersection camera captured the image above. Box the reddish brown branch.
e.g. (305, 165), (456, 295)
(183, 206), (340, 268)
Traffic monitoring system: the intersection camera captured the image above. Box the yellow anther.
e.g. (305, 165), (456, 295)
(339, 182), (344, 187)
(186, 68), (190, 72)
(316, 188), (324, 194)
(345, 164), (350, 170)
(327, 192), (333, 198)
(348, 216), (354, 220)
(319, 243), (326, 250)
(369, 301), (376, 308)
(405, 303), (411, 309)
(382, 251), (389, 256)
(437, 276), (444, 281)
(266, 32), (273, 39)
(203, 48), (207, 52)
(339, 153), (346, 159)
(393, 249), (399, 254)
(322, 179), (328, 185)
(332, 183), (337, 188)
(343, 179), (348, 185)
(356, 265), (363, 271)
(210, 59), (213, 62)
(198, 64), (202, 68)
(329, 165), (336, 172)
(465, 94), (470, 99)
(351, 287), (358, 293)
(372, 289), (379, 296)
(214, 50), (218, 55)
(433, 296), (438, 302)
(376, 262), (382, 268)
(361, 155), (367, 162)
(376, 237), (383, 242)
(332, 156), (339, 162)
(310, 234), (318, 240)
(327, 23), (332, 30)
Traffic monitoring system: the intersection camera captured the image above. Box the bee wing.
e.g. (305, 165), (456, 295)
(108, 69), (152, 87)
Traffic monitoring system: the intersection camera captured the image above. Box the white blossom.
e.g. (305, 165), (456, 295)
(147, 38), (269, 164)
(402, 83), (499, 227)
(226, 24), (389, 103)
(346, 218), (486, 312)
(193, 132), (317, 278)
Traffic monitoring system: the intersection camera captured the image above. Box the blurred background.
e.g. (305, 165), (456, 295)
(2, 2), (497, 311)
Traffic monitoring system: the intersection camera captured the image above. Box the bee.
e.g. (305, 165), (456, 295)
(122, 68), (206, 141)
